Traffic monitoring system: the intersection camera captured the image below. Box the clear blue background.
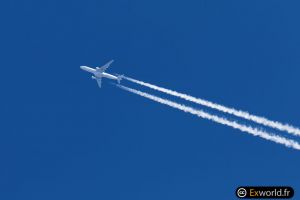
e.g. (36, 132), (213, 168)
(1, 0), (300, 199)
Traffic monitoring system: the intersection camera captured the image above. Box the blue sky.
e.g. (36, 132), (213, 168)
(1, 0), (300, 199)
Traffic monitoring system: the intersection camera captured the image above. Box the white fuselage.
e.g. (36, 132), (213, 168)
(80, 66), (118, 80)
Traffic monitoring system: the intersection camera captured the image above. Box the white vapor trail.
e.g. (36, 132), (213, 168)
(117, 84), (300, 151)
(123, 76), (300, 137)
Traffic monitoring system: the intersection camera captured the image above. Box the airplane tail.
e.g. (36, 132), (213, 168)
(117, 74), (124, 84)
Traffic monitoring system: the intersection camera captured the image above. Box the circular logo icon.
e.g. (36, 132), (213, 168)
(237, 188), (247, 198)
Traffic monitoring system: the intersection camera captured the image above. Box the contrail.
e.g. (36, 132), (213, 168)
(123, 76), (300, 137)
(117, 84), (300, 151)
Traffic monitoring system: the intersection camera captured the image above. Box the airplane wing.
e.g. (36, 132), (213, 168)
(96, 78), (102, 88)
(96, 60), (114, 72)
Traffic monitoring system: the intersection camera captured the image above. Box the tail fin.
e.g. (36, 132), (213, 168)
(117, 75), (124, 84)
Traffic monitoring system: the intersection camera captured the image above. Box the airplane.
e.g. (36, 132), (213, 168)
(80, 60), (123, 88)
